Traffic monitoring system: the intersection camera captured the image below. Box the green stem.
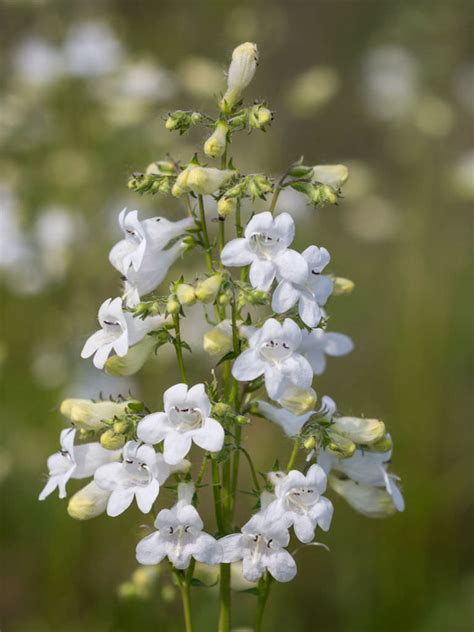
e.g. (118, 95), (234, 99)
(236, 444), (261, 493)
(218, 218), (226, 268)
(198, 194), (213, 272)
(211, 457), (224, 533)
(179, 578), (193, 632)
(255, 572), (272, 632)
(286, 435), (301, 472)
(218, 563), (231, 632)
(235, 199), (243, 237)
(173, 314), (187, 384)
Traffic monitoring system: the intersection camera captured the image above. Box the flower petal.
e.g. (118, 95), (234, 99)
(187, 383), (211, 417)
(322, 333), (354, 356)
(272, 281), (300, 314)
(274, 250), (308, 285)
(81, 330), (109, 359)
(220, 534), (244, 563)
(136, 532), (168, 565)
(232, 349), (265, 382)
(249, 258), (276, 291)
(163, 432), (192, 465)
(221, 238), (255, 267)
(107, 488), (135, 517)
(266, 549), (297, 582)
(273, 212), (295, 247)
(242, 554), (265, 582)
(311, 496), (334, 531)
(164, 383), (189, 412)
(192, 418), (225, 453)
(137, 412), (170, 445)
(298, 295), (322, 328)
(93, 343), (114, 370)
(292, 515), (316, 543)
(135, 480), (160, 513)
(192, 533), (223, 565)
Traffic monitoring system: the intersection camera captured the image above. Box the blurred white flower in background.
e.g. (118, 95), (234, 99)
(13, 36), (64, 87)
(0, 185), (29, 269)
(286, 65), (340, 117)
(450, 150), (474, 201)
(362, 45), (419, 121)
(344, 195), (400, 243)
(177, 56), (224, 99)
(64, 21), (124, 78)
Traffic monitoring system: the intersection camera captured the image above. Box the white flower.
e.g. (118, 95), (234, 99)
(257, 395), (336, 437)
(328, 474), (398, 518)
(39, 428), (121, 501)
(221, 212), (308, 291)
(220, 512), (296, 583)
(232, 318), (313, 400)
(266, 465), (333, 543)
(300, 328), (354, 375)
(272, 246), (333, 327)
(109, 208), (193, 276)
(137, 383), (224, 465)
(312, 164), (349, 189)
(94, 441), (183, 517)
(136, 483), (222, 569)
(318, 444), (404, 512)
(222, 42), (259, 109)
(81, 297), (165, 369)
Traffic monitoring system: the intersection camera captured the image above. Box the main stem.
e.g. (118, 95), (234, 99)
(173, 314), (188, 384)
(198, 194), (213, 272)
(179, 579), (193, 632)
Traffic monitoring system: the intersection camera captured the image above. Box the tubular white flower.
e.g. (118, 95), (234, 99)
(204, 122), (228, 158)
(232, 318), (313, 400)
(221, 212), (308, 291)
(136, 483), (222, 569)
(265, 464), (333, 543)
(300, 328), (354, 375)
(67, 480), (111, 520)
(257, 401), (313, 437)
(94, 440), (187, 517)
(220, 512), (296, 583)
(39, 428), (121, 501)
(174, 165), (234, 197)
(272, 246), (333, 327)
(222, 42), (259, 110)
(329, 474), (398, 518)
(137, 383), (224, 465)
(312, 164), (349, 189)
(60, 398), (135, 430)
(318, 443), (404, 512)
(80, 297), (165, 369)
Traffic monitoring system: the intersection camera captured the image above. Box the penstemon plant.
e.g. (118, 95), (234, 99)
(39, 43), (405, 632)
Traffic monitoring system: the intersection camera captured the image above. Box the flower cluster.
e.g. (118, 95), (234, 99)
(39, 42), (404, 631)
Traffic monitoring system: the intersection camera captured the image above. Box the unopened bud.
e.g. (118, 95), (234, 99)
(217, 195), (237, 218)
(166, 296), (181, 314)
(278, 386), (317, 416)
(236, 415), (249, 425)
(304, 436), (316, 450)
(113, 419), (130, 435)
(165, 116), (178, 130)
(288, 163), (314, 179)
(312, 164), (349, 189)
(326, 431), (356, 458)
(332, 277), (355, 296)
(332, 417), (385, 446)
(203, 320), (233, 355)
(204, 122), (228, 159)
(366, 434), (393, 453)
(100, 429), (126, 450)
(220, 42), (259, 112)
(68, 481), (110, 520)
(195, 274), (223, 303)
(213, 402), (232, 416)
(105, 336), (155, 377)
(322, 184), (338, 204)
(60, 399), (134, 430)
(186, 166), (234, 195)
(176, 283), (197, 306)
(249, 104), (273, 129)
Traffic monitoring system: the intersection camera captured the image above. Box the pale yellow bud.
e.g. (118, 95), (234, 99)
(172, 166), (192, 197)
(67, 481), (110, 520)
(166, 296), (181, 314)
(332, 277), (355, 296)
(366, 434), (393, 453)
(217, 196), (237, 218)
(186, 166), (234, 195)
(203, 321), (233, 355)
(176, 283), (197, 306)
(304, 436), (316, 450)
(100, 429), (126, 450)
(332, 417), (386, 445)
(221, 42), (259, 111)
(60, 398), (134, 430)
(326, 431), (356, 458)
(278, 386), (317, 416)
(105, 336), (155, 377)
(329, 473), (397, 518)
(257, 107), (272, 126)
(204, 122), (228, 158)
(195, 274), (223, 303)
(312, 164), (349, 189)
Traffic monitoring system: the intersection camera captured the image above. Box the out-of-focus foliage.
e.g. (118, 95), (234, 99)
(0, 1), (472, 631)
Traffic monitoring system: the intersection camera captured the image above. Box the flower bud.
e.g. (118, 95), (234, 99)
(176, 283), (197, 306)
(186, 166), (234, 195)
(60, 399), (134, 430)
(312, 164), (349, 189)
(329, 474), (397, 518)
(217, 195), (237, 218)
(166, 296), (181, 314)
(288, 163), (314, 179)
(331, 417), (386, 446)
(113, 419), (130, 434)
(247, 174), (273, 199)
(332, 277), (355, 296)
(204, 122), (229, 158)
(203, 320), (233, 355)
(220, 42), (259, 112)
(195, 274), (223, 304)
(304, 436), (316, 450)
(67, 481), (111, 520)
(249, 104), (273, 129)
(278, 386), (317, 416)
(326, 431), (356, 458)
(100, 429), (126, 450)
(105, 336), (155, 377)
(366, 434), (393, 453)
(213, 402), (232, 416)
(165, 116), (178, 130)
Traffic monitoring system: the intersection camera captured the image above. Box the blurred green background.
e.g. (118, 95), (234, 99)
(1, 0), (473, 630)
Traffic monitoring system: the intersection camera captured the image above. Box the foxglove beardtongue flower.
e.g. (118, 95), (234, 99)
(39, 428), (121, 501)
(257, 394), (336, 437)
(300, 328), (354, 375)
(94, 441), (186, 517)
(232, 318), (313, 399)
(80, 297), (165, 369)
(136, 483), (222, 569)
(272, 246), (333, 327)
(318, 444), (405, 512)
(109, 208), (193, 276)
(221, 42), (259, 111)
(221, 212), (308, 291)
(172, 165), (234, 197)
(266, 465), (334, 543)
(220, 512), (296, 583)
(137, 383), (225, 465)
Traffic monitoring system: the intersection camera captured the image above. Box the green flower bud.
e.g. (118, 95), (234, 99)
(249, 104), (273, 129)
(304, 436), (316, 450)
(67, 481), (110, 520)
(213, 402), (232, 416)
(113, 419), (130, 435)
(203, 321), (233, 355)
(326, 431), (356, 458)
(195, 274), (223, 303)
(278, 386), (317, 416)
(217, 195), (237, 218)
(288, 163), (314, 179)
(235, 415), (249, 425)
(166, 296), (181, 314)
(204, 122), (228, 159)
(165, 116), (178, 130)
(322, 184), (338, 204)
(176, 283), (197, 306)
(366, 434), (393, 453)
(332, 417), (386, 446)
(332, 277), (355, 296)
(60, 399), (134, 430)
(100, 429), (126, 450)
(218, 289), (233, 305)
